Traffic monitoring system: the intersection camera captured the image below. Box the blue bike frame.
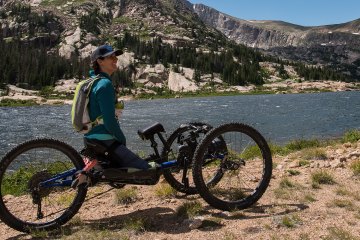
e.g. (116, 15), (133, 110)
(39, 160), (179, 188)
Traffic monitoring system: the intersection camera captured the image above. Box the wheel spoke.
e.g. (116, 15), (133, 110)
(0, 139), (87, 232)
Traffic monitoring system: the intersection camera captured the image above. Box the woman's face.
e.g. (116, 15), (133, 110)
(98, 53), (118, 75)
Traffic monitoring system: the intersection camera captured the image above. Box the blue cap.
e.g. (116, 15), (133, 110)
(91, 45), (123, 62)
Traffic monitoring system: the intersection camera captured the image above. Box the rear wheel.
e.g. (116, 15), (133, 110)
(0, 138), (87, 232)
(192, 123), (272, 211)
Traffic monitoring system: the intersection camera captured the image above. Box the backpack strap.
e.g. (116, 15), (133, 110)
(87, 75), (104, 128)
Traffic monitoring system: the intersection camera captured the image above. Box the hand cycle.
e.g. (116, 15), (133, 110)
(0, 122), (272, 233)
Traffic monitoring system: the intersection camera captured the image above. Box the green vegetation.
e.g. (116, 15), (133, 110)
(350, 160), (360, 176)
(330, 199), (355, 211)
(176, 201), (203, 218)
(154, 183), (177, 198)
(287, 169), (301, 176)
(1, 161), (73, 196)
(300, 148), (327, 160)
(323, 227), (359, 240)
(274, 178), (302, 199)
(114, 187), (138, 204)
(122, 217), (150, 233)
(0, 98), (38, 107)
(303, 193), (317, 203)
(281, 214), (302, 228)
(298, 159), (311, 167)
(80, 8), (111, 35)
(343, 129), (360, 143)
(311, 170), (335, 186)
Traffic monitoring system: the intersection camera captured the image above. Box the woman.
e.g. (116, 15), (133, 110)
(85, 44), (151, 170)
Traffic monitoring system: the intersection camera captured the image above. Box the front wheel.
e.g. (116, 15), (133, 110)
(192, 123), (272, 211)
(0, 138), (87, 232)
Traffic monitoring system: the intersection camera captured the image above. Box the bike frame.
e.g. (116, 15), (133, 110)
(40, 160), (179, 188)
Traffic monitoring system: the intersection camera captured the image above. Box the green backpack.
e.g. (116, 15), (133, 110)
(71, 75), (103, 133)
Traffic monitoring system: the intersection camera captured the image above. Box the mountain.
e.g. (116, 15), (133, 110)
(193, 4), (360, 79)
(0, 0), (226, 57)
(0, 0), (356, 95)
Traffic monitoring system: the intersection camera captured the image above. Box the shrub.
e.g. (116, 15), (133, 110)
(154, 183), (177, 198)
(176, 201), (203, 218)
(285, 139), (320, 151)
(343, 129), (360, 143)
(350, 160), (360, 176)
(311, 170), (335, 185)
(301, 148), (327, 160)
(114, 187), (138, 204)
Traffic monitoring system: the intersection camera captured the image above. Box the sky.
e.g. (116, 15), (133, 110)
(188, 0), (360, 27)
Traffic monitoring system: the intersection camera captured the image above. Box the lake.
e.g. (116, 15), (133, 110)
(0, 91), (359, 157)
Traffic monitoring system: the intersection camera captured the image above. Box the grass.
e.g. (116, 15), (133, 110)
(114, 187), (138, 205)
(303, 193), (317, 203)
(300, 148), (327, 160)
(274, 178), (301, 199)
(279, 178), (297, 188)
(342, 129), (360, 143)
(201, 217), (223, 228)
(350, 160), (360, 176)
(287, 169), (301, 176)
(323, 226), (359, 240)
(176, 200), (203, 219)
(0, 98), (38, 107)
(298, 159), (311, 167)
(281, 214), (302, 228)
(154, 183), (177, 198)
(336, 188), (352, 196)
(311, 170), (335, 186)
(1, 161), (73, 196)
(122, 217), (150, 233)
(330, 199), (356, 211)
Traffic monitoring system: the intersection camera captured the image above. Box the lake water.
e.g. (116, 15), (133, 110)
(0, 91), (359, 157)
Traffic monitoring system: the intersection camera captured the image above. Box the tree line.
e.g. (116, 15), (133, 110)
(0, 31), (352, 91)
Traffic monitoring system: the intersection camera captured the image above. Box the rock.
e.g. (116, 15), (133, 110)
(168, 71), (199, 92)
(289, 161), (299, 168)
(336, 149), (345, 155)
(275, 164), (283, 170)
(64, 27), (81, 46)
(117, 52), (135, 70)
(79, 44), (96, 59)
(219, 211), (232, 217)
(339, 157), (347, 163)
(343, 142), (352, 148)
(347, 151), (360, 159)
(189, 218), (203, 230)
(154, 64), (166, 74)
(59, 43), (75, 59)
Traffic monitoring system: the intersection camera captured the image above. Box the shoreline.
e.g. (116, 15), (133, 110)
(0, 80), (359, 107)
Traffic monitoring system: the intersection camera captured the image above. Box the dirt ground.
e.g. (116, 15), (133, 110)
(0, 141), (359, 240)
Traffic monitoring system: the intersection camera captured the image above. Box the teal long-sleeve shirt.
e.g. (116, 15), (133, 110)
(84, 71), (126, 145)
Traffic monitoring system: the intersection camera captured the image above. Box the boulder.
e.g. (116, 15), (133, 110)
(168, 71), (199, 92)
(59, 43), (75, 59)
(117, 52), (135, 70)
(79, 44), (96, 59)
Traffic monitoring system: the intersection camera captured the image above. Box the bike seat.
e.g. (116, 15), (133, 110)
(138, 122), (165, 140)
(83, 138), (109, 155)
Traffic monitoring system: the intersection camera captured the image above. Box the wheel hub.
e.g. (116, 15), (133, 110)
(28, 171), (52, 204)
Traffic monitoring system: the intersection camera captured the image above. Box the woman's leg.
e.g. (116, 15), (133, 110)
(102, 140), (151, 170)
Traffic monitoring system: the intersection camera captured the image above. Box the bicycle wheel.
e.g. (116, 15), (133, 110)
(161, 122), (213, 194)
(192, 123), (272, 211)
(0, 138), (87, 232)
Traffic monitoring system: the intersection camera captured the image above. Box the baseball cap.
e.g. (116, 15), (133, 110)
(91, 45), (123, 62)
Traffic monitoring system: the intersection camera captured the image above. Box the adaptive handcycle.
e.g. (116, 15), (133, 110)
(0, 122), (272, 232)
